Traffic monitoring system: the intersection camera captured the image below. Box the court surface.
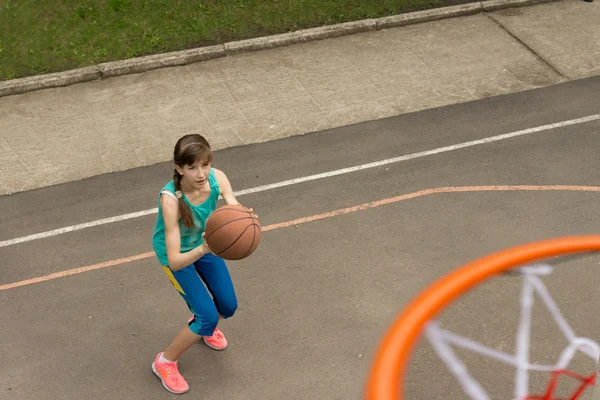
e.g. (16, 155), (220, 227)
(1, 76), (600, 400)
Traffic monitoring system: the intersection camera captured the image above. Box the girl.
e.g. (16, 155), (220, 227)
(151, 133), (248, 394)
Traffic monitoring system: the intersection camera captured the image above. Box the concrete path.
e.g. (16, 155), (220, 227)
(1, 0), (599, 195)
(1, 76), (600, 400)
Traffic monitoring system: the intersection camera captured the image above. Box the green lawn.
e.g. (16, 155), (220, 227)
(0, 0), (464, 81)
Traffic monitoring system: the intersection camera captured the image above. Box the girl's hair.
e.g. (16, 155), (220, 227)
(172, 134), (213, 229)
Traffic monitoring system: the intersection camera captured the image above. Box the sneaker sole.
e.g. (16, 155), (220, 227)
(203, 338), (227, 351)
(152, 362), (189, 394)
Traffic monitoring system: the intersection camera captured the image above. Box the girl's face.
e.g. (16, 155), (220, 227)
(177, 158), (211, 189)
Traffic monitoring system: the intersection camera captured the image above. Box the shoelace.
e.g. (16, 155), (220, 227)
(163, 362), (181, 383)
(213, 330), (224, 339)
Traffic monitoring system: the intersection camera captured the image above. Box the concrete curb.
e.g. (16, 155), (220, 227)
(0, 0), (560, 98)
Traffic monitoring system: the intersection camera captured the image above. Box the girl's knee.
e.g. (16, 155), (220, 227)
(218, 296), (238, 319)
(188, 307), (219, 336)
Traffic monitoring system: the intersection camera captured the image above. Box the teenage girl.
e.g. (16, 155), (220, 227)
(151, 133), (250, 394)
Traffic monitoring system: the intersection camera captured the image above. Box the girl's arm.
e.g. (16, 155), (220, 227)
(214, 168), (258, 219)
(214, 168), (239, 205)
(161, 193), (210, 271)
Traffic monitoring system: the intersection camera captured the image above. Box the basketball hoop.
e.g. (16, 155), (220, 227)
(365, 235), (600, 400)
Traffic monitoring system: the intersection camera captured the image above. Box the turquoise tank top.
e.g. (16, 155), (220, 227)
(152, 168), (220, 266)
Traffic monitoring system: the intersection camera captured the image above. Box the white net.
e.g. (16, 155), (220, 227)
(424, 264), (600, 400)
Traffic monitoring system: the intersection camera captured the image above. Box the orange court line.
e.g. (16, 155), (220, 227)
(2, 185), (599, 292)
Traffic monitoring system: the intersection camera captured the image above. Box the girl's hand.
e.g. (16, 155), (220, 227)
(200, 232), (212, 255)
(247, 207), (258, 220)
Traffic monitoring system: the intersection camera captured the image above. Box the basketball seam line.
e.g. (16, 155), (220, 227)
(214, 223), (258, 257)
(205, 216), (254, 241)
(241, 220), (258, 259)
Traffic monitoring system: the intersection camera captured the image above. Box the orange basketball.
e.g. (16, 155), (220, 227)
(204, 204), (261, 260)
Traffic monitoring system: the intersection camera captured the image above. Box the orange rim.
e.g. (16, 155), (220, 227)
(365, 235), (600, 399)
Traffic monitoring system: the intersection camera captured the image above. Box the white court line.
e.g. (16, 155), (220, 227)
(1, 113), (598, 248)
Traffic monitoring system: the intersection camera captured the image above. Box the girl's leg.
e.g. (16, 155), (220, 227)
(152, 263), (220, 394)
(193, 252), (238, 321)
(162, 324), (202, 361)
(193, 253), (238, 350)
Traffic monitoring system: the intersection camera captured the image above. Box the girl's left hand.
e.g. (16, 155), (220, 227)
(247, 207), (258, 219)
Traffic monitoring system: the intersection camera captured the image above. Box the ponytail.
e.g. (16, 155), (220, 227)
(173, 169), (195, 229)
(171, 133), (212, 229)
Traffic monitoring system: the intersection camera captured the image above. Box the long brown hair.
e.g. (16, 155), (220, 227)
(172, 134), (213, 229)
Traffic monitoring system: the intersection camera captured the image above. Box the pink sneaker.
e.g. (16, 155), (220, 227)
(152, 352), (189, 394)
(204, 327), (228, 351)
(188, 315), (228, 351)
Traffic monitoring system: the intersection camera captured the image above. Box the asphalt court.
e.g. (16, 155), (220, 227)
(1, 76), (600, 399)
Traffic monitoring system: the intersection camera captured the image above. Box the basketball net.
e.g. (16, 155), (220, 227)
(424, 264), (599, 400)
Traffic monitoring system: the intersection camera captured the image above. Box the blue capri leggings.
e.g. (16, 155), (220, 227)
(162, 252), (238, 336)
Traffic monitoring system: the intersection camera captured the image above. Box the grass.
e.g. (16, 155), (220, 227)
(0, 0), (467, 81)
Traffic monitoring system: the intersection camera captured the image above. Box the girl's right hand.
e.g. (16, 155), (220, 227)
(199, 232), (212, 256)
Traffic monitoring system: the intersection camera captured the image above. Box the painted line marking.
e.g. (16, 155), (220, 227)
(2, 184), (599, 292)
(1, 113), (598, 249)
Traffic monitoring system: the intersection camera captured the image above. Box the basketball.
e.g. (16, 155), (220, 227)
(204, 204), (261, 260)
